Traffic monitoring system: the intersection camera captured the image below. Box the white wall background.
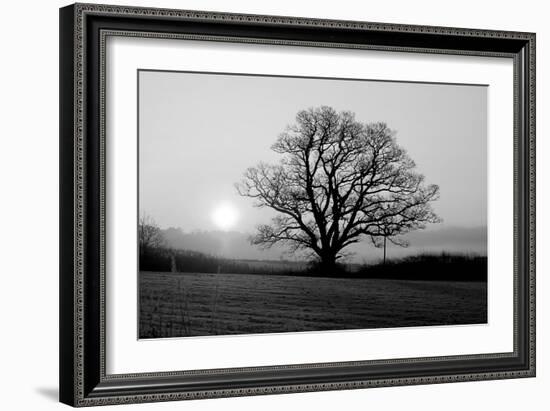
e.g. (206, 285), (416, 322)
(0, 0), (546, 409)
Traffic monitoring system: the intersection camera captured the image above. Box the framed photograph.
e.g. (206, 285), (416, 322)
(59, 3), (535, 407)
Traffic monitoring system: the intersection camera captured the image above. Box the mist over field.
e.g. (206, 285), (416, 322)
(161, 225), (487, 263)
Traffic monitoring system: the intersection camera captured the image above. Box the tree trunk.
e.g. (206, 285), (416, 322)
(319, 251), (338, 274)
(383, 236), (387, 264)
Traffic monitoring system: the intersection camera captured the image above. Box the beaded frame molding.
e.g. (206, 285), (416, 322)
(59, 3), (535, 407)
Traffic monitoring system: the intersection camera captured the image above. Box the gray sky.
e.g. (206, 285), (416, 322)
(139, 70), (487, 258)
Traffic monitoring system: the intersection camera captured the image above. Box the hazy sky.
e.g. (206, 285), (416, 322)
(139, 70), (487, 240)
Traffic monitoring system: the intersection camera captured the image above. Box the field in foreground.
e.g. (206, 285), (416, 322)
(139, 271), (487, 338)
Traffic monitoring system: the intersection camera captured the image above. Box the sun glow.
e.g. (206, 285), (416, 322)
(211, 202), (239, 231)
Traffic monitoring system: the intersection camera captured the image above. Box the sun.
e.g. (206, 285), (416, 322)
(211, 202), (239, 231)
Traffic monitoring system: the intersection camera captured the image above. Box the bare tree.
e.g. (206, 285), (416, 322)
(139, 214), (165, 254)
(236, 106), (440, 271)
(369, 217), (411, 264)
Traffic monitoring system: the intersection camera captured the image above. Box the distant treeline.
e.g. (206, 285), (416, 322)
(139, 248), (486, 282)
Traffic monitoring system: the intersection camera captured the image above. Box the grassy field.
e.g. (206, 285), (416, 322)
(139, 271), (487, 338)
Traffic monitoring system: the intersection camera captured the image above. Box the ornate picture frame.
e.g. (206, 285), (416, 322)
(59, 3), (535, 407)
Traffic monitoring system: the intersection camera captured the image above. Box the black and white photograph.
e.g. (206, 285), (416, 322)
(138, 70), (488, 339)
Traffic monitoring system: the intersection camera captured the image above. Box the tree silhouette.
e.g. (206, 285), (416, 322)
(236, 106), (440, 271)
(369, 216), (411, 264)
(139, 214), (165, 254)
